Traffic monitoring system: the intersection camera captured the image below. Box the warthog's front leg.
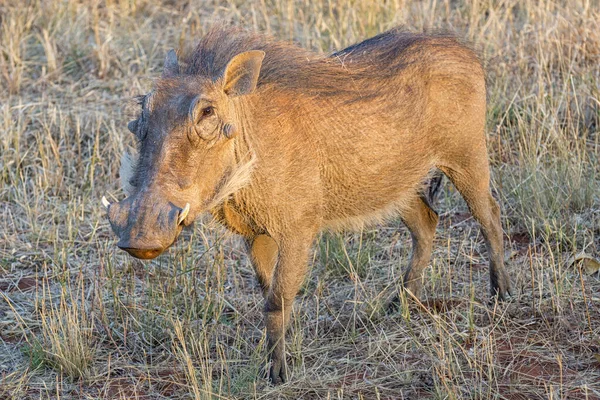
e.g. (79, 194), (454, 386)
(263, 231), (315, 384)
(249, 235), (279, 297)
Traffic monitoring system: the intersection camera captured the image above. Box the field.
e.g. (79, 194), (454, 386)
(1, 0), (599, 398)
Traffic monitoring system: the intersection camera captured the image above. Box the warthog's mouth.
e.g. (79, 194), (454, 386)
(118, 246), (164, 260)
(102, 195), (190, 260)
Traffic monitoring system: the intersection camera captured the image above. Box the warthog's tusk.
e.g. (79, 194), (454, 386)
(178, 203), (190, 225)
(102, 196), (110, 209)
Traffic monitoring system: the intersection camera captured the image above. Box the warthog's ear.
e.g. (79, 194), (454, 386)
(222, 50), (265, 96)
(162, 49), (179, 78)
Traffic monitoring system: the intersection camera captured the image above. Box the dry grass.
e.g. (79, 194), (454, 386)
(1, 0), (599, 398)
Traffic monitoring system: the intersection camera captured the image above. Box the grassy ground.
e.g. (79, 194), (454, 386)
(1, 0), (599, 398)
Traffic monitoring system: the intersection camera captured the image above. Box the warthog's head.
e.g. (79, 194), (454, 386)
(103, 49), (264, 259)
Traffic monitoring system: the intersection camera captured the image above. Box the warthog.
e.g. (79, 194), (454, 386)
(104, 26), (511, 383)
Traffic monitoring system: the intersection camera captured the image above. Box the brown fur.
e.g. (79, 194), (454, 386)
(107, 25), (511, 384)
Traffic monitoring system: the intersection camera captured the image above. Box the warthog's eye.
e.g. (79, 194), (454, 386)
(202, 106), (214, 117)
(187, 97), (219, 143)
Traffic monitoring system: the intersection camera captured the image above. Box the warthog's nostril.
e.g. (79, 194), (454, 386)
(177, 203), (190, 225)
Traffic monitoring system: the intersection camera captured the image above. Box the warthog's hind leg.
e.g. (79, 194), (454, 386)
(441, 163), (512, 301)
(399, 196), (439, 300)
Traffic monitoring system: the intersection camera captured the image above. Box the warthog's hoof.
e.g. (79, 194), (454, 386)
(490, 271), (512, 302)
(386, 295), (402, 313)
(268, 359), (287, 385)
(490, 289), (512, 304)
(385, 284), (421, 314)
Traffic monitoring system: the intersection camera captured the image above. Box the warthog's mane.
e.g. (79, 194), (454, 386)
(181, 25), (481, 104)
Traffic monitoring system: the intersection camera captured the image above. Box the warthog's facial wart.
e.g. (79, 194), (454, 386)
(103, 49), (264, 259)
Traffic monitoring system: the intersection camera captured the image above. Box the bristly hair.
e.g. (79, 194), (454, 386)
(183, 24), (370, 99)
(120, 151), (138, 196)
(181, 25), (482, 103)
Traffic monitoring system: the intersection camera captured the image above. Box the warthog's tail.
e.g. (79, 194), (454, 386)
(420, 170), (444, 212)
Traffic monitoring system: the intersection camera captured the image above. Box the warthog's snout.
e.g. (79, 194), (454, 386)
(103, 195), (190, 260)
